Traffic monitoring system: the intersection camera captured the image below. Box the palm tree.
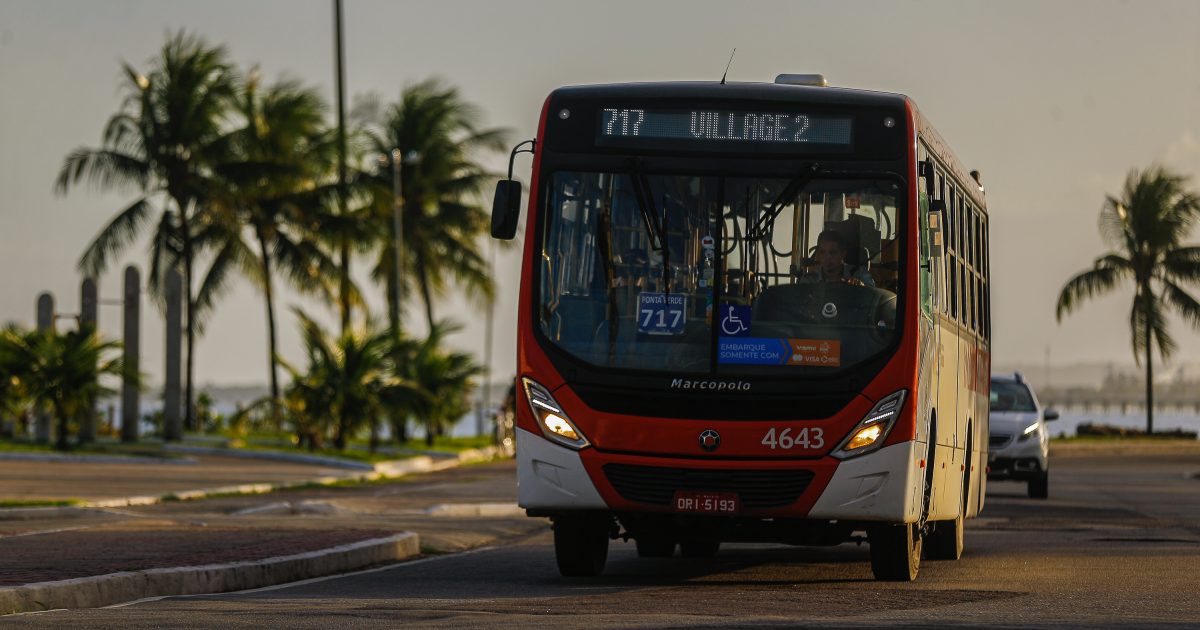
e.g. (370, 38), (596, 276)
(56, 31), (237, 434)
(357, 79), (511, 332)
(284, 309), (396, 450)
(402, 322), (481, 447)
(1056, 166), (1200, 433)
(0, 325), (36, 436)
(207, 73), (345, 416)
(2, 326), (126, 450)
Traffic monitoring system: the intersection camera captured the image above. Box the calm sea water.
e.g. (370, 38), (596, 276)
(1047, 411), (1200, 438)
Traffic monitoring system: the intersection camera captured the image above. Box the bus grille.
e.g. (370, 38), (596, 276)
(602, 464), (815, 509)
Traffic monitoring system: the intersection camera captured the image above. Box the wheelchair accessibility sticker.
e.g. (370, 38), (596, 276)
(637, 292), (687, 335)
(720, 304), (752, 337)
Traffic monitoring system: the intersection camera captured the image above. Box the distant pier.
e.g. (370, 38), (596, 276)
(1041, 389), (1200, 414)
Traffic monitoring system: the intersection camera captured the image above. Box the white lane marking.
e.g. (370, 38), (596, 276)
(103, 545), (499, 609)
(0, 525), (98, 538)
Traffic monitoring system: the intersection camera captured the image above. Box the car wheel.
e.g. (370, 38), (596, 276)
(553, 515), (610, 576)
(1028, 469), (1049, 499)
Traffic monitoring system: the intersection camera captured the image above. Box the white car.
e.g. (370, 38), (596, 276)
(988, 373), (1058, 498)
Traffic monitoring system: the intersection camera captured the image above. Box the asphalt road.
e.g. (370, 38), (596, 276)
(11, 451), (1200, 628)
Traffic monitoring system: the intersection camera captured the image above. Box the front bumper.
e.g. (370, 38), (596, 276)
(517, 427), (924, 523)
(988, 432), (1047, 478)
(987, 456), (1045, 481)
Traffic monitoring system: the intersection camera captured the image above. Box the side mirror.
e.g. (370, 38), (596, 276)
(1044, 408), (1060, 421)
(491, 179), (522, 240)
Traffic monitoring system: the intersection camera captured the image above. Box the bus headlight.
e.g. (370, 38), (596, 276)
(522, 378), (590, 450)
(831, 390), (907, 460)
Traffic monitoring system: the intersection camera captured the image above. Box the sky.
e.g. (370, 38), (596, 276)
(2, 0), (1200, 393)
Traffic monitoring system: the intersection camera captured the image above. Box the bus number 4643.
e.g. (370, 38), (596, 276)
(761, 427), (824, 450)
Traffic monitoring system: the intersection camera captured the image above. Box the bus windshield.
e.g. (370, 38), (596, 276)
(539, 170), (903, 377)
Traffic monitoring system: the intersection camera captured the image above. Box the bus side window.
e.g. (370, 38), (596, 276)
(947, 183), (958, 322)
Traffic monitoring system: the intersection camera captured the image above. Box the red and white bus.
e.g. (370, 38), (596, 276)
(491, 75), (990, 581)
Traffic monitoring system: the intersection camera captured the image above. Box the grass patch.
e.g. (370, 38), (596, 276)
(176, 433), (497, 462)
(0, 498), (82, 508)
(395, 435), (495, 453)
(0, 439), (180, 459)
(1052, 434), (1199, 443)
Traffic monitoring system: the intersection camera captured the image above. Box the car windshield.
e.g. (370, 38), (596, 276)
(538, 170), (903, 376)
(989, 380), (1037, 412)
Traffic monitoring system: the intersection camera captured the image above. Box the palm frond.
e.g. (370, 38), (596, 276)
(1161, 246), (1200, 283)
(1161, 279), (1200, 329)
(77, 197), (153, 276)
(193, 233), (257, 333)
(1130, 291), (1176, 364)
(1055, 257), (1130, 321)
(55, 148), (152, 195)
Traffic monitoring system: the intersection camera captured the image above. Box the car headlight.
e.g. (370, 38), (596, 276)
(1018, 422), (1041, 442)
(831, 390), (907, 460)
(522, 378), (589, 450)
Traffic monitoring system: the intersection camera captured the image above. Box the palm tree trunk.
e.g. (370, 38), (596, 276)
(54, 401), (70, 451)
(387, 244), (400, 336)
(1145, 306), (1154, 434)
(180, 204), (197, 434)
(339, 240), (351, 334)
(417, 257), (435, 331)
(255, 225), (280, 429)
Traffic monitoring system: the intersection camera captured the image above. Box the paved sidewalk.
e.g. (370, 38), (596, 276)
(0, 457), (537, 614)
(0, 454), (352, 502)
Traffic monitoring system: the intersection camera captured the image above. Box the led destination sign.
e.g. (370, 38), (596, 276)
(598, 108), (853, 147)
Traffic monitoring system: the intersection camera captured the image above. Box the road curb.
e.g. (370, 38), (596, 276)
(0, 453), (197, 465)
(0, 532), (420, 615)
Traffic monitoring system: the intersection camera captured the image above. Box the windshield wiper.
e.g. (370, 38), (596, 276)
(628, 163), (672, 292)
(749, 162), (821, 239)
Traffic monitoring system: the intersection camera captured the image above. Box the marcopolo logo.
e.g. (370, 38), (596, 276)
(669, 378), (751, 392)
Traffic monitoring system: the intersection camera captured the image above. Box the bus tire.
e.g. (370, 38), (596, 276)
(1028, 469), (1049, 499)
(869, 523), (922, 581)
(553, 516), (610, 577)
(635, 537), (676, 558)
(679, 540), (720, 558)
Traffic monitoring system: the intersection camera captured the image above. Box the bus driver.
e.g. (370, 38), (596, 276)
(799, 230), (875, 287)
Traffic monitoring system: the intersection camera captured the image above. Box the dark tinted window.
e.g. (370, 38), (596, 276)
(989, 380), (1037, 412)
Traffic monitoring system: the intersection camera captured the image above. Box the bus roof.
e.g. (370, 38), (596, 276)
(550, 81), (910, 110)
(909, 101), (987, 211)
(546, 81), (985, 212)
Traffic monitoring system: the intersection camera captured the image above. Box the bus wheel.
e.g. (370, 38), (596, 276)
(679, 540), (721, 558)
(869, 523), (922, 581)
(924, 516), (963, 560)
(1028, 469), (1049, 499)
(553, 516), (610, 577)
(635, 536), (676, 558)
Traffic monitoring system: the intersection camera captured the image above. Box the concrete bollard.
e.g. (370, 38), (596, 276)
(34, 293), (54, 444)
(121, 266), (140, 443)
(78, 278), (99, 443)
